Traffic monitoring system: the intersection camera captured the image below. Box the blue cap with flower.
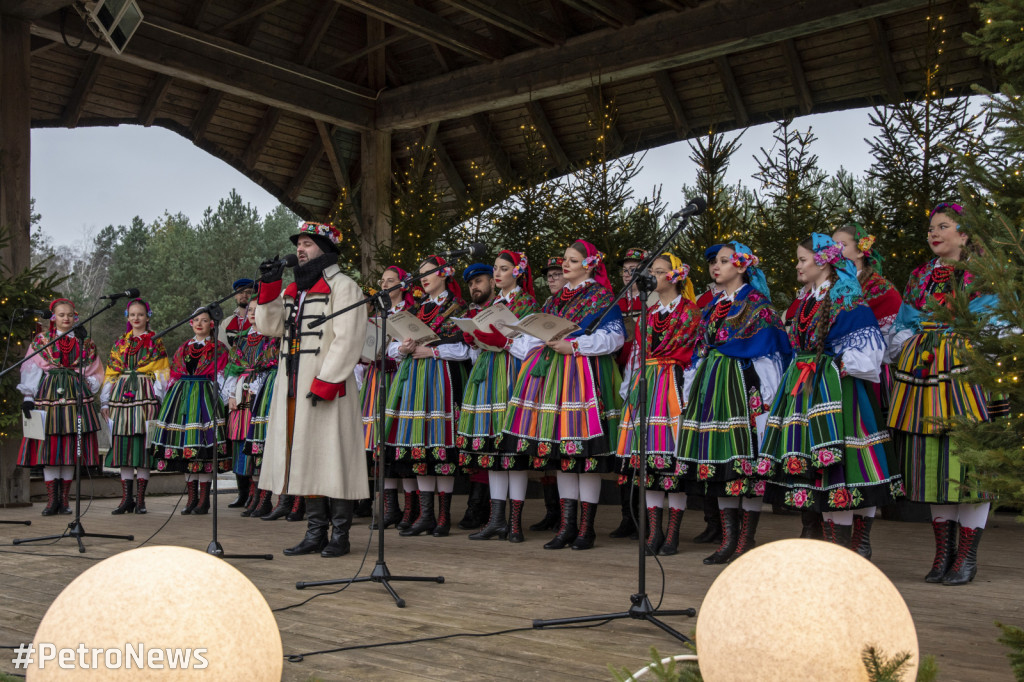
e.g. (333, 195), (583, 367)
(726, 241), (771, 301)
(809, 232), (861, 305)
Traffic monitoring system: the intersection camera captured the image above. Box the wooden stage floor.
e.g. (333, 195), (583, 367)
(0, 494), (1020, 681)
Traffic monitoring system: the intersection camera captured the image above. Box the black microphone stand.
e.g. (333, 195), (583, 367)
(154, 293), (272, 561)
(295, 262), (455, 607)
(11, 300), (135, 552)
(532, 212), (702, 642)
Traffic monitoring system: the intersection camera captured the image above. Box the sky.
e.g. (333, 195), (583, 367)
(30, 108), (879, 247)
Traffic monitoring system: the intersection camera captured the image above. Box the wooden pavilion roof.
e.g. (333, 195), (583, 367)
(9, 0), (993, 223)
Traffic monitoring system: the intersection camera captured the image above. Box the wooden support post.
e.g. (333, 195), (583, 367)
(359, 16), (391, 275)
(0, 14), (31, 506)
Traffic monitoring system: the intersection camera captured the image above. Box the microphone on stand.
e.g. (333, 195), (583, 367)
(665, 197), (708, 223)
(262, 254), (299, 270)
(434, 243), (488, 260)
(99, 288), (141, 301)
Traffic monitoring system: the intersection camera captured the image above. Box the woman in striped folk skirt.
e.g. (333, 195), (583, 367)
(360, 266), (417, 530)
(17, 298), (105, 515)
(886, 202), (1000, 585)
(759, 234), (903, 560)
(617, 253), (701, 556)
(676, 242), (791, 565)
(224, 300), (284, 519)
(383, 256), (470, 538)
(457, 250), (539, 543)
(503, 240), (625, 551)
(150, 308), (230, 516)
(101, 298), (169, 515)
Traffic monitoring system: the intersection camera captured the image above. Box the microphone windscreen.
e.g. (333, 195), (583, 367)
(688, 197), (708, 214)
(469, 242), (488, 260)
(126, 288), (141, 298)
(284, 253), (299, 267)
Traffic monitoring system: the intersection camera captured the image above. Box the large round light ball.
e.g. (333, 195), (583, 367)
(697, 539), (917, 681)
(29, 546), (282, 680)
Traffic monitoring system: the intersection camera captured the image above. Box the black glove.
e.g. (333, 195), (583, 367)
(306, 391), (320, 407)
(22, 400), (34, 419)
(259, 256), (285, 283)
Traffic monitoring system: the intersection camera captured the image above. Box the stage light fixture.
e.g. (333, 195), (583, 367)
(74, 0), (143, 54)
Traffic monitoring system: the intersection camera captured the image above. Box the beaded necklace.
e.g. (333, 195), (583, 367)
(417, 301), (442, 324)
(796, 296), (823, 336)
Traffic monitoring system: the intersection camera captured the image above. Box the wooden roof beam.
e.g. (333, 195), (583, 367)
(867, 18), (903, 103)
(31, 15), (376, 132)
(782, 38), (813, 116)
(212, 0), (288, 33)
(297, 1), (339, 66)
(557, 0), (626, 28)
(243, 108), (282, 170)
(441, 0), (564, 46)
(139, 74), (173, 127)
(332, 0), (502, 62)
(189, 91), (223, 142)
(655, 0), (699, 10)
(470, 113), (515, 185)
(525, 100), (569, 170)
(0, 1), (71, 20)
(715, 56), (747, 126)
(287, 137), (325, 202)
(324, 31), (406, 74)
(434, 143), (468, 206)
(315, 119), (361, 233)
(580, 0), (636, 26)
(653, 70), (689, 138)
(414, 121), (441, 182)
(377, 0), (929, 129)
(61, 54), (104, 128)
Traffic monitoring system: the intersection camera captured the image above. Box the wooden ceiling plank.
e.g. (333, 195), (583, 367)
(333, 0), (502, 62)
(524, 100), (569, 170)
(185, 0), (217, 28)
(315, 119), (361, 232)
(867, 17), (903, 103)
(139, 73), (173, 126)
(441, 0), (563, 46)
(652, 70), (689, 138)
(782, 38), (813, 116)
(297, 1), (339, 66)
(30, 16), (375, 132)
(414, 121), (441, 182)
(61, 53), (105, 128)
(581, 0), (636, 26)
(714, 55), (748, 126)
(212, 0), (288, 33)
(434, 143), (467, 205)
(324, 31), (406, 73)
(470, 113), (514, 185)
(189, 91), (224, 141)
(0, 1), (70, 20)
(557, 0), (623, 28)
(287, 137), (325, 201)
(243, 108), (282, 170)
(377, 0), (928, 129)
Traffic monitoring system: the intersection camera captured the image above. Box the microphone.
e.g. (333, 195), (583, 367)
(434, 243), (488, 261)
(666, 197), (708, 222)
(99, 288), (141, 301)
(16, 309), (49, 319)
(263, 254), (299, 270)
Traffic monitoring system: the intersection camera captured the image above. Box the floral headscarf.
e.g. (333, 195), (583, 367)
(658, 252), (696, 302)
(383, 265), (417, 310)
(726, 242), (771, 301)
(573, 240), (613, 292)
(423, 255), (463, 301)
(498, 250), (535, 298)
(809, 232), (861, 305)
(837, 222), (884, 274)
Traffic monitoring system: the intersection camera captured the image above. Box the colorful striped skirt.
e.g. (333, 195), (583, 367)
(383, 356), (467, 477)
(227, 375), (255, 476)
(888, 328), (991, 503)
(676, 350), (765, 497)
(502, 347), (621, 474)
(617, 358), (686, 492)
(150, 376), (229, 474)
(759, 352), (904, 511)
(243, 368), (276, 473)
(105, 371), (160, 468)
(360, 362), (401, 477)
(18, 368), (102, 468)
(457, 349), (524, 470)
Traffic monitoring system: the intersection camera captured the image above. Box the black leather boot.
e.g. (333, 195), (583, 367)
(354, 497), (373, 518)
(41, 480), (59, 516)
(322, 498), (354, 557)
(800, 509), (824, 540)
(609, 483), (638, 539)
(396, 489), (418, 531)
(693, 495), (721, 543)
(180, 480), (199, 515)
(469, 499), (508, 540)
(942, 525), (982, 586)
(645, 506), (664, 555)
(543, 499), (578, 550)
(286, 496), (305, 522)
(250, 489), (273, 518)
(850, 515), (874, 559)
(730, 509), (761, 562)
(283, 497), (329, 555)
(193, 481), (212, 515)
(59, 479), (72, 514)
(824, 519), (852, 547)
(135, 478), (149, 514)
(262, 494), (294, 521)
(925, 519), (957, 583)
(659, 507), (684, 556)
(399, 491), (435, 536)
(571, 501), (598, 550)
(432, 491), (453, 537)
(111, 479), (136, 515)
(508, 499), (525, 543)
(703, 508), (740, 564)
(370, 488), (403, 530)
(228, 474), (250, 507)
(529, 479), (560, 531)
(458, 480), (490, 530)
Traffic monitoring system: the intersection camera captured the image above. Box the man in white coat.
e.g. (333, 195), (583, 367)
(255, 222), (369, 557)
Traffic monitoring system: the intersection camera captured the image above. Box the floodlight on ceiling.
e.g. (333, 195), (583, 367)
(74, 0), (143, 54)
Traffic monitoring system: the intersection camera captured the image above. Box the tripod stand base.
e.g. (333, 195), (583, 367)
(295, 560), (444, 608)
(13, 519), (134, 553)
(206, 540), (274, 560)
(533, 593), (696, 642)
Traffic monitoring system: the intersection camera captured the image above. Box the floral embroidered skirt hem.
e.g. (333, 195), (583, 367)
(503, 348), (621, 474)
(149, 376), (229, 474)
(457, 350), (526, 470)
(676, 350), (765, 498)
(617, 359), (686, 492)
(383, 356), (466, 477)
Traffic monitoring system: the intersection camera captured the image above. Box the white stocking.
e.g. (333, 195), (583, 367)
(120, 467), (136, 481)
(646, 491), (667, 509)
(578, 473), (602, 504)
(667, 492), (687, 511)
(59, 466), (74, 479)
(185, 473), (198, 483)
(556, 471), (579, 501)
(717, 496), (740, 509)
(822, 510), (854, 526)
(854, 506), (876, 518)
(43, 466), (59, 482)
(488, 471), (509, 501)
(417, 475), (436, 492)
(384, 477), (399, 490)
(956, 502), (991, 529)
(436, 477), (455, 494)
(197, 473), (212, 483)
(508, 471), (528, 502)
(402, 478), (418, 493)
(931, 504), (958, 523)
(136, 468), (151, 481)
